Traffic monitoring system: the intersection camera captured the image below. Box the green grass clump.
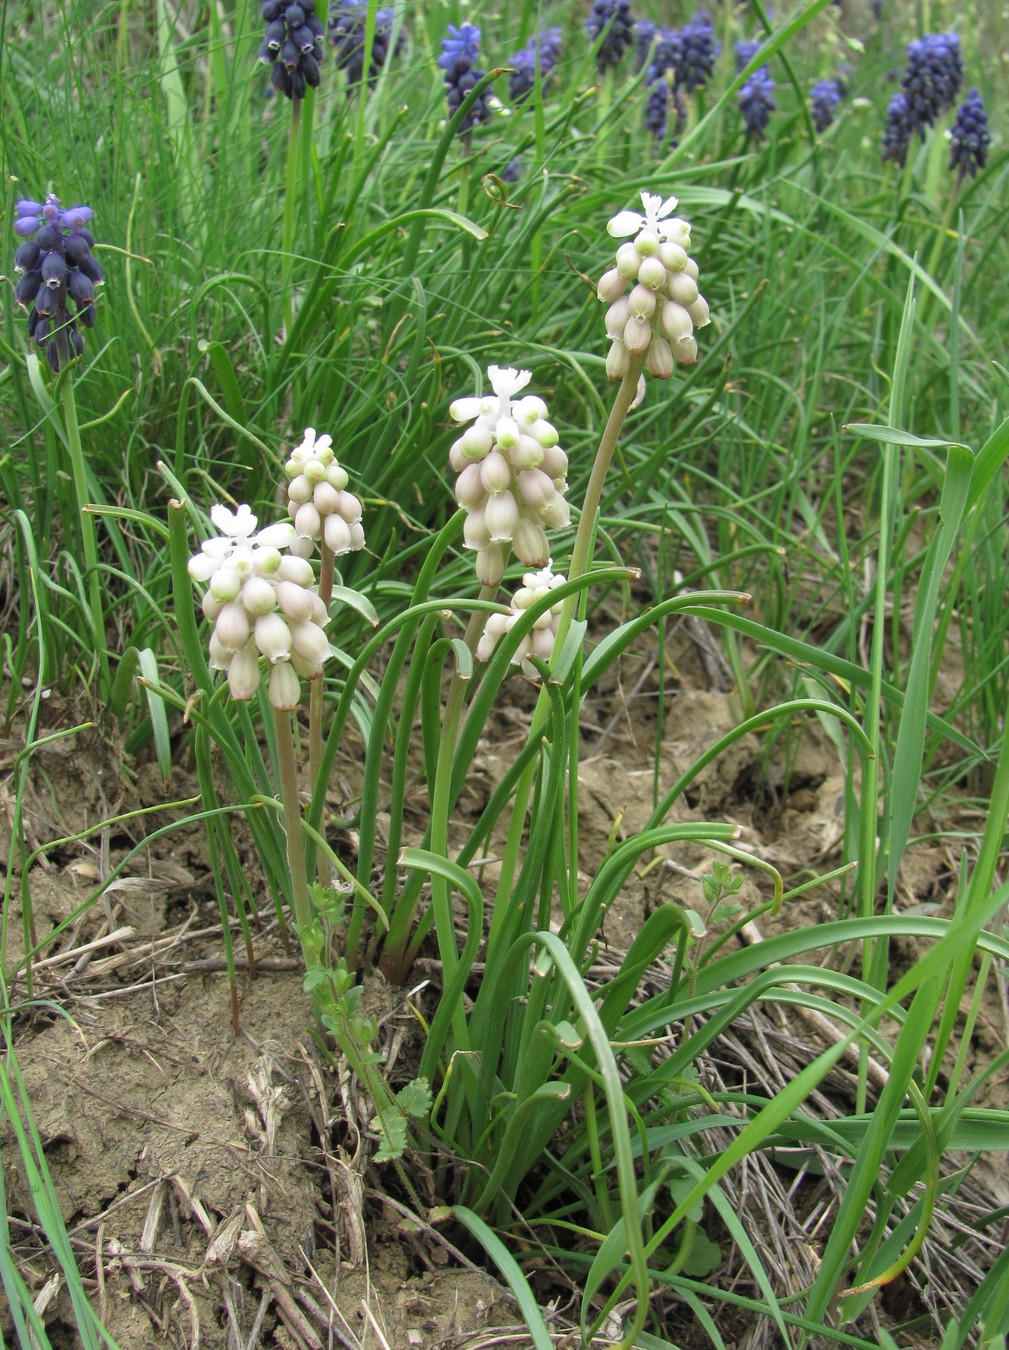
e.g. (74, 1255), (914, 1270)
(2, 1), (1009, 1346)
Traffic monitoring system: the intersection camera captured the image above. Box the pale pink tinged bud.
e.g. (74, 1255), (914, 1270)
(461, 424), (494, 460)
(208, 629), (230, 671)
(623, 315), (653, 355)
(313, 481), (341, 516)
(288, 474), (313, 504)
(480, 450), (512, 494)
(616, 244), (641, 279)
(209, 566), (242, 603)
(674, 335), (699, 365)
(540, 496), (571, 529)
(255, 612), (292, 663)
(348, 522), (365, 550)
(606, 295), (631, 339)
(511, 434), (544, 470)
(289, 652), (317, 680)
(629, 283), (657, 320)
(294, 502), (322, 539)
(597, 267), (627, 303)
(531, 627), (556, 660)
(512, 517), (549, 565)
(667, 272), (699, 306)
(496, 416), (520, 450)
(303, 459), (326, 485)
(514, 395), (547, 425)
(606, 338), (630, 380)
(325, 463), (349, 490)
(268, 661), (302, 711)
(660, 301), (694, 344)
(449, 440), (469, 471)
(513, 636), (533, 670)
(517, 468), (555, 511)
(455, 462), (486, 508)
(637, 255), (667, 290)
(215, 601), (251, 651)
(475, 631), (498, 662)
(242, 575), (278, 616)
(685, 257), (699, 281)
(634, 229), (660, 257)
(687, 295), (710, 328)
(277, 555), (314, 586)
(227, 644), (261, 700)
(539, 444), (568, 479)
(485, 490), (519, 542)
(512, 586), (535, 610)
(306, 592), (328, 626)
(659, 241), (688, 272)
(276, 579), (315, 622)
(646, 335), (674, 379)
(325, 510), (356, 553)
(464, 508), (491, 551)
(202, 592), (222, 622)
(475, 543), (507, 587)
(336, 490), (363, 523)
(290, 620), (330, 671)
(288, 534), (315, 560)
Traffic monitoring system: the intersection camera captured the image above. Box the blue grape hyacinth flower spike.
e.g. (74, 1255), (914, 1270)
(949, 88), (990, 183)
(13, 194), (103, 373)
(259, 0), (325, 100)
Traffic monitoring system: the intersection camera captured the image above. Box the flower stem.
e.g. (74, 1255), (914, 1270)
(272, 705), (314, 949)
(282, 97), (303, 340)
(310, 540), (335, 885)
(60, 374), (110, 690)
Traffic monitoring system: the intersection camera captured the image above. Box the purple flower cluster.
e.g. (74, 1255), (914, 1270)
(810, 77), (843, 133)
(439, 23), (492, 133)
(678, 14), (720, 91)
(13, 195), (102, 372)
(585, 0), (635, 73)
(739, 66), (776, 140)
(735, 39), (760, 73)
(880, 91), (912, 166)
(901, 32), (962, 139)
(259, 0), (325, 100)
(643, 29), (686, 142)
(508, 27), (562, 103)
(329, 1), (401, 87)
(949, 88), (990, 181)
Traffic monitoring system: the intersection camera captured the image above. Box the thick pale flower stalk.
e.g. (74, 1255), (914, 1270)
(284, 426), (365, 842)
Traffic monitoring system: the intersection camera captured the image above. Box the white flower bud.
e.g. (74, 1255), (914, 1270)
(242, 575), (278, 615)
(202, 591), (221, 622)
(253, 546), (283, 576)
(290, 620), (330, 672)
(215, 601), (250, 651)
(637, 256), (667, 290)
(539, 444), (568, 480)
(540, 497), (571, 529)
(277, 555), (315, 586)
(597, 267), (627, 303)
(325, 463), (349, 490)
(616, 243), (641, 279)
(455, 462), (486, 508)
(188, 550), (219, 583)
(517, 469), (555, 511)
(685, 257), (699, 281)
(294, 502), (322, 539)
(336, 490), (363, 523)
(287, 474), (313, 504)
(268, 661), (302, 710)
(480, 450), (512, 494)
(511, 434), (544, 470)
(208, 629), (230, 671)
(475, 543), (507, 587)
(255, 612), (292, 663)
(606, 296), (631, 339)
(531, 627), (556, 661)
(348, 522), (365, 551)
(275, 579), (316, 622)
(461, 424), (494, 459)
(646, 335), (674, 379)
(606, 338), (630, 380)
(687, 295), (710, 328)
(512, 517), (549, 565)
(313, 482), (341, 516)
(667, 272), (699, 306)
(464, 507), (491, 551)
(624, 315), (653, 355)
(228, 643), (261, 700)
(449, 395), (485, 423)
(209, 566), (242, 603)
(303, 459), (326, 485)
(514, 395), (547, 425)
(629, 283), (657, 320)
(449, 440), (469, 471)
(659, 241), (688, 272)
(485, 489), (519, 542)
(673, 334), (699, 365)
(495, 417), (519, 450)
(288, 535), (315, 560)
(324, 513), (354, 555)
(634, 229), (660, 256)
(660, 301), (694, 344)
(530, 418), (558, 448)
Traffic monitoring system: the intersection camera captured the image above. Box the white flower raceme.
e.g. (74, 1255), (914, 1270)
(283, 427), (366, 558)
(597, 191), (711, 380)
(476, 561), (566, 677)
(188, 503), (330, 709)
(448, 365), (569, 589)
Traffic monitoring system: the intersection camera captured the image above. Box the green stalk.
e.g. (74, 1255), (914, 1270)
(272, 706), (314, 950)
(282, 97), (303, 340)
(60, 374), (109, 690)
(310, 540), (335, 885)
